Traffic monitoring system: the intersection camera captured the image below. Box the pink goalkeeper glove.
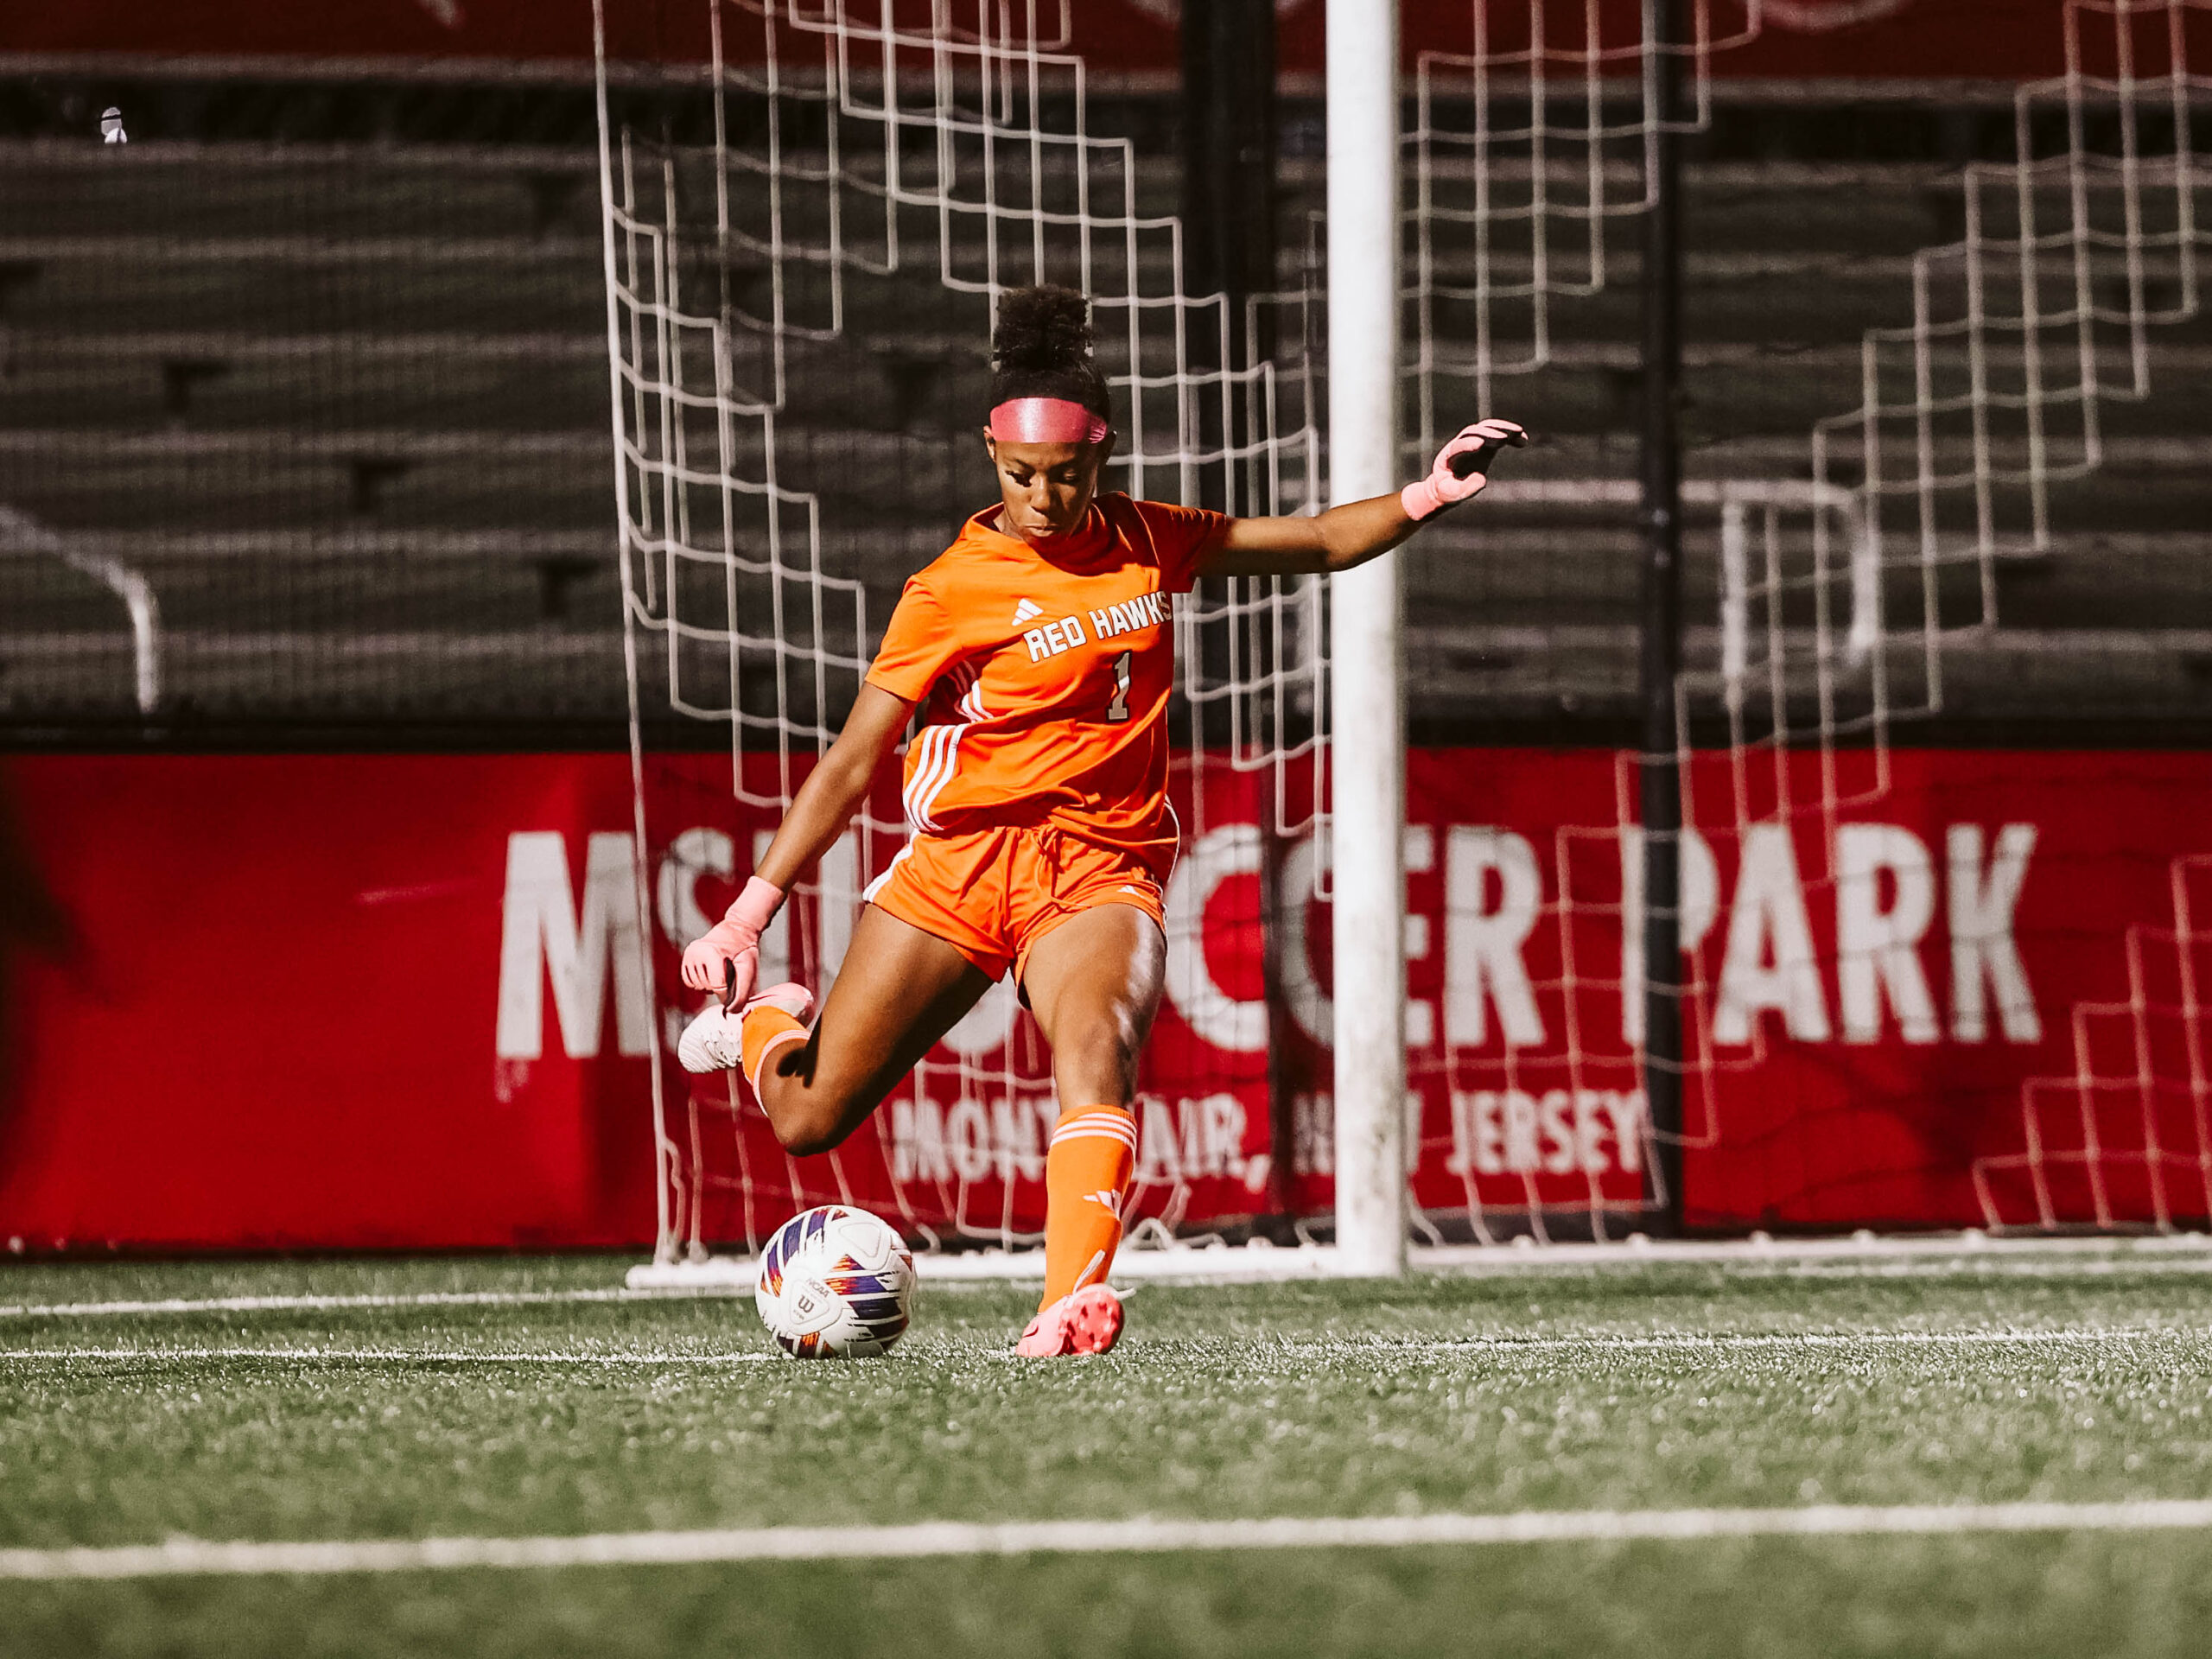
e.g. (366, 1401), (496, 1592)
(1400, 418), (1528, 521)
(680, 875), (785, 1007)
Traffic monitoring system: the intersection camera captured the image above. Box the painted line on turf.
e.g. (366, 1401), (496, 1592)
(1280, 1327), (2212, 1355)
(0, 1287), (740, 1321)
(630, 1233), (2212, 1293)
(0, 1347), (776, 1365)
(3, 1330), (2202, 1363)
(10, 1235), (2212, 1320)
(6, 1500), (2212, 1580)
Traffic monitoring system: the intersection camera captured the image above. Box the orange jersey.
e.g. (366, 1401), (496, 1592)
(864, 493), (1230, 874)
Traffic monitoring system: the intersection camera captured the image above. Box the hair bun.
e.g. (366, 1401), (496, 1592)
(992, 285), (1095, 374)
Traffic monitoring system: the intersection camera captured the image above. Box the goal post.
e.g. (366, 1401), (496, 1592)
(1325, 0), (1410, 1277)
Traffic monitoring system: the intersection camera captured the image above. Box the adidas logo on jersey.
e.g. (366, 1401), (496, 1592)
(1011, 598), (1043, 626)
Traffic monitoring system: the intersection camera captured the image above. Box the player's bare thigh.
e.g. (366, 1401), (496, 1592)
(1019, 902), (1166, 1111)
(755, 903), (993, 1156)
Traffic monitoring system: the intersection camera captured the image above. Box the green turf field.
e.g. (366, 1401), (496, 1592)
(3, 1249), (2211, 1658)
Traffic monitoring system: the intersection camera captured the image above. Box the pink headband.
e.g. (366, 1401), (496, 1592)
(988, 396), (1108, 445)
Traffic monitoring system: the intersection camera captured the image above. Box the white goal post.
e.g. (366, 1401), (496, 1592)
(1325, 0), (1410, 1278)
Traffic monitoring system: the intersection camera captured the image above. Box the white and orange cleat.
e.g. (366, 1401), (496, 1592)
(677, 982), (813, 1080)
(1014, 1283), (1124, 1357)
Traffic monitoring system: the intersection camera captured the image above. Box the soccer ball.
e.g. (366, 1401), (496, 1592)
(754, 1205), (916, 1358)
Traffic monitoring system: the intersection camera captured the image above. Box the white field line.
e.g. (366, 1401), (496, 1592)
(6, 1501), (2212, 1581)
(8, 1231), (2212, 1323)
(3, 1327), (2201, 1370)
(1279, 1327), (2212, 1355)
(630, 1233), (2212, 1292)
(0, 1287), (737, 1321)
(0, 1348), (773, 1366)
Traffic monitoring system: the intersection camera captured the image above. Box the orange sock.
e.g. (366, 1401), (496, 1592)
(1040, 1105), (1136, 1308)
(741, 1005), (806, 1093)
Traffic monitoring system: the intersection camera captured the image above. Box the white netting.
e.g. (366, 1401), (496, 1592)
(1954, 1), (2211, 1231)
(1408, 0), (1760, 447)
(1834, 0), (2212, 1230)
(595, 0), (1321, 1261)
(1407, 0), (2212, 1238)
(1976, 852), (2212, 1230)
(603, 0), (2211, 1257)
(1402, 0), (1797, 1237)
(1811, 0), (2209, 739)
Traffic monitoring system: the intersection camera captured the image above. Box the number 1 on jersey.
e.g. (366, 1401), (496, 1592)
(1104, 649), (1132, 723)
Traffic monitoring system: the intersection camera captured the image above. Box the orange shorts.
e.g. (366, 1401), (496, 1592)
(864, 823), (1168, 984)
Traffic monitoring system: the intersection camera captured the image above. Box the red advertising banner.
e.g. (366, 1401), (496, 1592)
(0, 748), (2206, 1253)
(1, 1), (2156, 86)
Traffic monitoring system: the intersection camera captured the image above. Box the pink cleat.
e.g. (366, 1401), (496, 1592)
(1014, 1283), (1124, 1357)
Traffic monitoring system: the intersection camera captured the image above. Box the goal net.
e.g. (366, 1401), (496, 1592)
(595, 0), (1323, 1265)
(1951, 1), (2212, 1229)
(1402, 0), (2212, 1239)
(601, 0), (2212, 1266)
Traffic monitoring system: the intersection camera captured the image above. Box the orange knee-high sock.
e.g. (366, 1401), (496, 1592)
(741, 1005), (806, 1094)
(1040, 1105), (1136, 1309)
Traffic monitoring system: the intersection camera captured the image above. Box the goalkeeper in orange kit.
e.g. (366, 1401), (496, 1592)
(677, 284), (1522, 1356)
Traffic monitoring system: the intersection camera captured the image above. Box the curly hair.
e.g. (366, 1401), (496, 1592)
(987, 284), (1113, 427)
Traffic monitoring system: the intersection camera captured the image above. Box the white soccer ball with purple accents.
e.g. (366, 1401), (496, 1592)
(754, 1205), (916, 1358)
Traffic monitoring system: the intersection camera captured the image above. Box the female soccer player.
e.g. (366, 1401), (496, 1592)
(678, 285), (1522, 1357)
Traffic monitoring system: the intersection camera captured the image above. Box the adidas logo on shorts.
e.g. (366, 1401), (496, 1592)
(1011, 598), (1043, 626)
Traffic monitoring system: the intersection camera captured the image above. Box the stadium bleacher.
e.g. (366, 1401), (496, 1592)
(1, 74), (2205, 741)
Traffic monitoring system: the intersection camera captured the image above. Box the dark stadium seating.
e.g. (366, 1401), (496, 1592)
(0, 86), (2204, 741)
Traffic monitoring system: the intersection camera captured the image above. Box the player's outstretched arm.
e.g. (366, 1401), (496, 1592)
(679, 683), (914, 1003)
(1197, 417), (1527, 579)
